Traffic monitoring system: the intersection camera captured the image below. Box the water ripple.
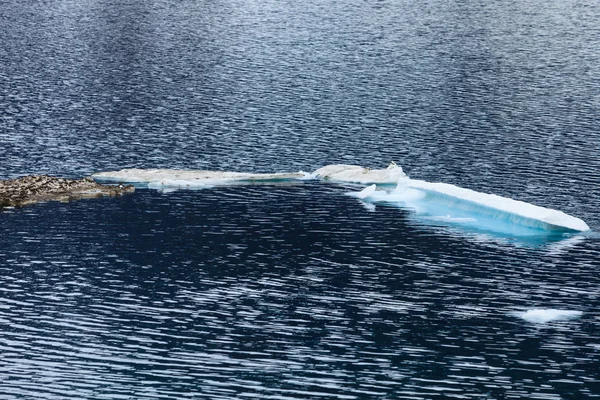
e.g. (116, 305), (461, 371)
(2, 0), (600, 398)
(1, 186), (599, 398)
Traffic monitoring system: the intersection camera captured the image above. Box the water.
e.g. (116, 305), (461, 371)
(1, 0), (600, 398)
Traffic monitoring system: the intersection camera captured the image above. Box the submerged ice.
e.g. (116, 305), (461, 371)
(349, 178), (590, 233)
(92, 164), (590, 234)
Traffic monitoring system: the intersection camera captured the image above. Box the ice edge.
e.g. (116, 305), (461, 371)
(403, 179), (590, 232)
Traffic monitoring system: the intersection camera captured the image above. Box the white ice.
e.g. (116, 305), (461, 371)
(92, 168), (307, 188)
(92, 164), (406, 187)
(312, 163), (407, 184)
(513, 309), (583, 324)
(92, 163), (590, 233)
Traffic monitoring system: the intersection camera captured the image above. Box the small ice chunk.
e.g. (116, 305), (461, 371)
(360, 201), (376, 212)
(513, 309), (583, 324)
(297, 171), (315, 180)
(350, 184), (378, 199)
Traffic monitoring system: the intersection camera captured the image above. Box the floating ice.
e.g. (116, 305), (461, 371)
(92, 164), (406, 187)
(352, 184), (378, 199)
(93, 163), (590, 234)
(92, 168), (307, 189)
(513, 309), (583, 324)
(348, 178), (590, 233)
(312, 163), (407, 184)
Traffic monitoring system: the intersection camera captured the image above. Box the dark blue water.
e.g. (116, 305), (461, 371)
(1, 0), (600, 398)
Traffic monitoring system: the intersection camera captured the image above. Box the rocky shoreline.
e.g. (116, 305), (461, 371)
(0, 175), (134, 209)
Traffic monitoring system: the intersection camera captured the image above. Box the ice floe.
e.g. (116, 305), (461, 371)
(348, 179), (590, 233)
(92, 164), (407, 187)
(92, 168), (308, 189)
(92, 163), (590, 234)
(512, 309), (583, 324)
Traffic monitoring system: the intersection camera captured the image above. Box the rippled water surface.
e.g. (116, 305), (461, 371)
(1, 0), (600, 398)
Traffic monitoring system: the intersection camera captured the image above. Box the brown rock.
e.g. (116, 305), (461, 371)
(0, 175), (134, 210)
